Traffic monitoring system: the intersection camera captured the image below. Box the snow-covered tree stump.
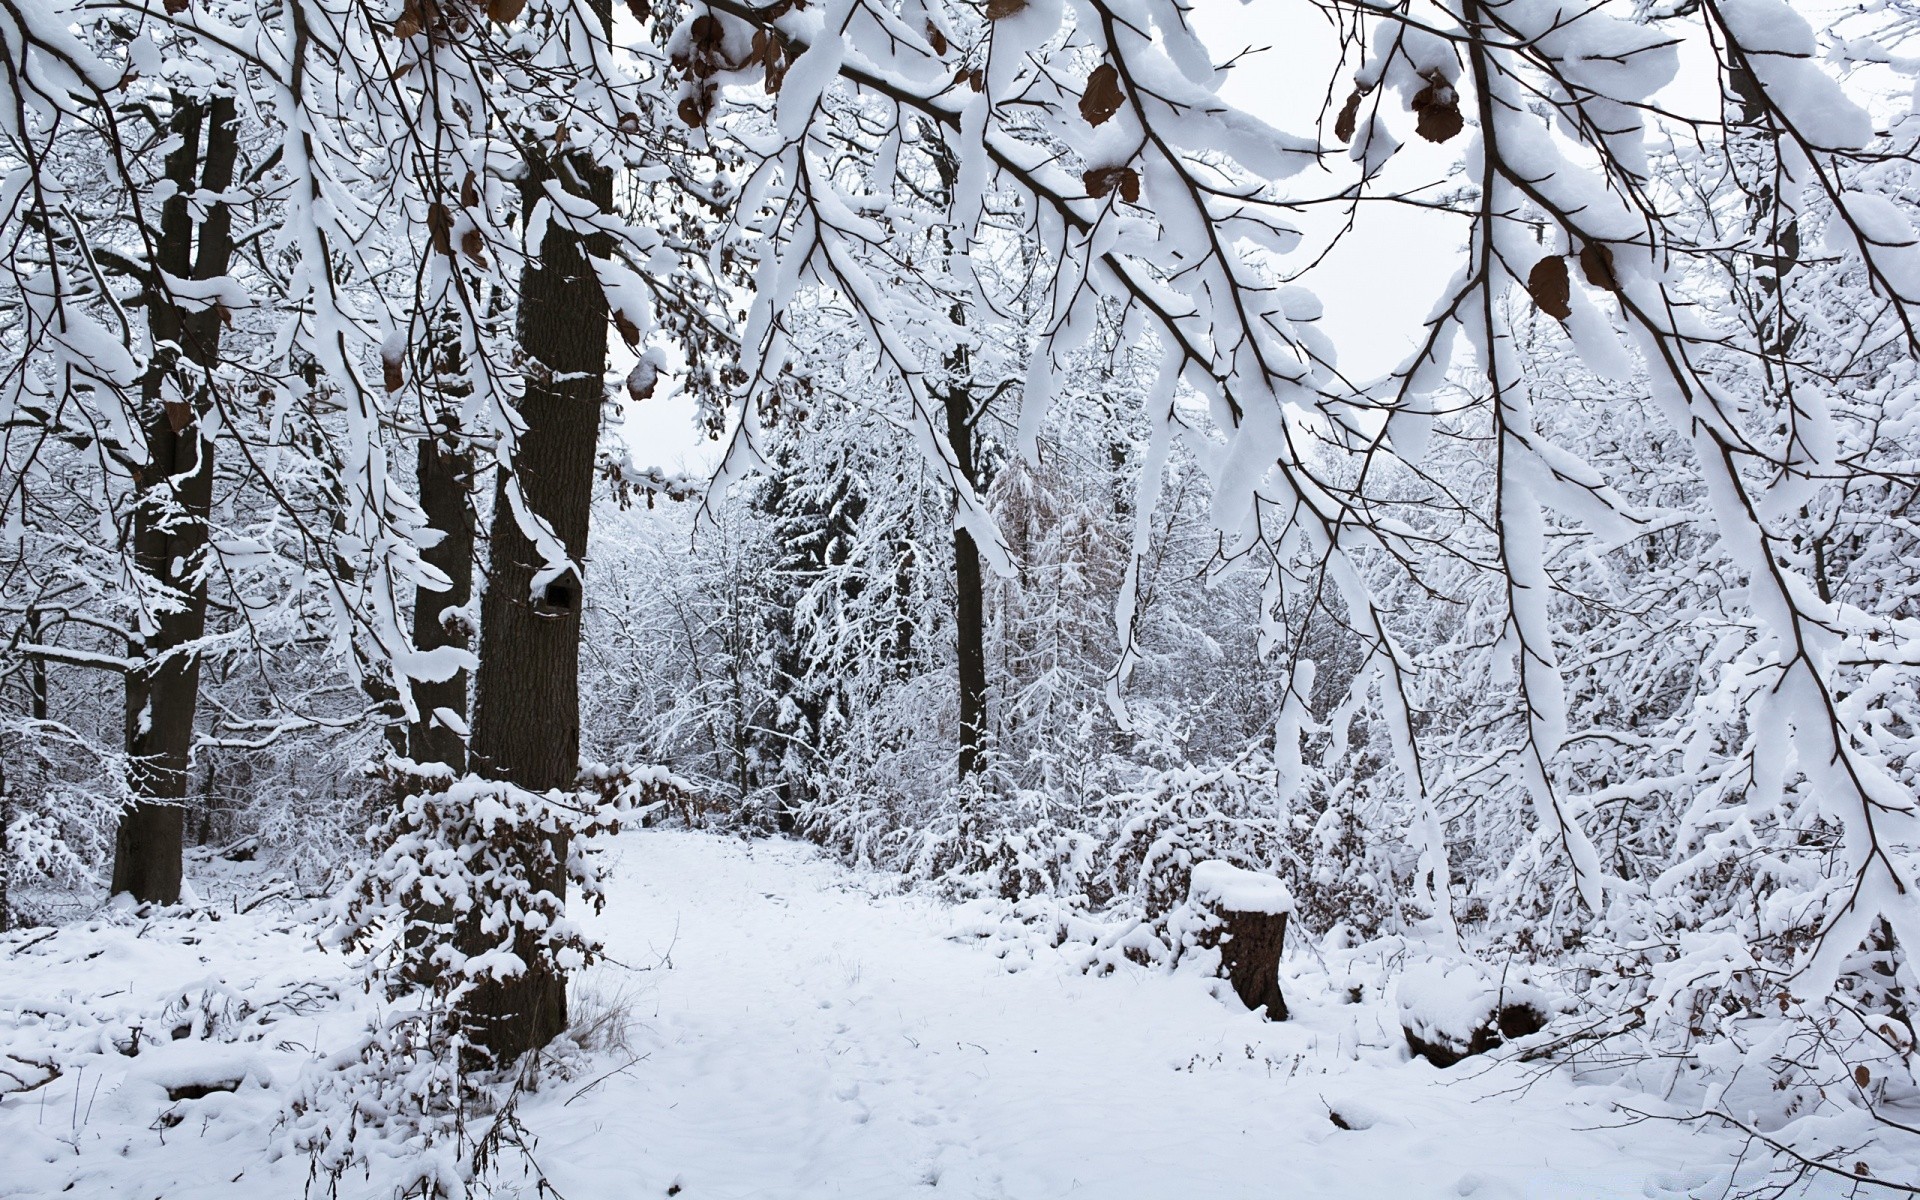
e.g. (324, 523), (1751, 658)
(1186, 861), (1294, 1020)
(1396, 961), (1550, 1067)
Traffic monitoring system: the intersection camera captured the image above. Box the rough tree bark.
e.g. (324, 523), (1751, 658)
(408, 407), (472, 774)
(461, 6), (615, 1058)
(112, 93), (238, 905)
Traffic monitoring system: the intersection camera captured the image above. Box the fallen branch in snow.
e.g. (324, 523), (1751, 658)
(0, 1054), (60, 1097)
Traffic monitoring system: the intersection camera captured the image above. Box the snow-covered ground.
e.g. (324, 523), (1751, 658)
(0, 830), (1819, 1198)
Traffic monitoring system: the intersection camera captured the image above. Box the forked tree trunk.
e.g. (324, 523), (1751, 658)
(113, 93), (238, 905)
(462, 10), (615, 1057)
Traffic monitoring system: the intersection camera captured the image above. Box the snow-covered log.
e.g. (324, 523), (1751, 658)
(1396, 961), (1549, 1068)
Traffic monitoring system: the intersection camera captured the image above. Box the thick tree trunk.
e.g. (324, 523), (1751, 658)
(408, 410), (473, 773)
(462, 22), (614, 1058)
(113, 94), (238, 905)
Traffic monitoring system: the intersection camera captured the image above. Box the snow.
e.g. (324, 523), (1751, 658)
(1395, 959), (1549, 1050)
(0, 829), (1816, 1199)
(1188, 859), (1295, 915)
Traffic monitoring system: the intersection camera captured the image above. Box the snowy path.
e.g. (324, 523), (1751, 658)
(533, 831), (1735, 1200)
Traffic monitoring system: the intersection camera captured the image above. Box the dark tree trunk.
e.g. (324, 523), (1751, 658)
(462, 16), (614, 1058)
(943, 384), (988, 781)
(925, 138), (989, 783)
(408, 409), (473, 774)
(113, 93), (238, 905)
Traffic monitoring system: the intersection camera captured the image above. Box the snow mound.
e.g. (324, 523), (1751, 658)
(1396, 960), (1550, 1067)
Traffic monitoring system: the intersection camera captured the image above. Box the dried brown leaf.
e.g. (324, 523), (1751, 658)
(1080, 63), (1124, 128)
(427, 202), (453, 256)
(460, 228), (488, 266)
(1527, 254), (1572, 320)
(1084, 165), (1140, 204)
(487, 0), (526, 22)
(460, 171), (479, 209)
(1411, 75), (1463, 144)
(1334, 87), (1364, 144)
(984, 0), (1027, 18)
(1579, 241), (1619, 293)
(926, 22), (948, 56)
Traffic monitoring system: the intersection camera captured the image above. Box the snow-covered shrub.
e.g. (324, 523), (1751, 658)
(337, 762), (688, 1009)
(915, 788), (1102, 903)
(1103, 750), (1298, 922)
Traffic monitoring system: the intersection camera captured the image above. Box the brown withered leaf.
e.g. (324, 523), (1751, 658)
(1411, 74), (1462, 144)
(487, 0), (526, 22)
(163, 400), (193, 433)
(614, 312), (642, 347)
(968, 67), (986, 93)
(461, 171), (480, 209)
(926, 22), (948, 56)
(1527, 254), (1572, 320)
(1855, 1065), (1872, 1089)
(460, 228), (488, 266)
(164, 0), (191, 12)
(394, 0), (426, 38)
(1579, 241), (1619, 293)
(383, 357), (405, 394)
(1084, 165), (1140, 204)
(679, 90), (712, 128)
(1334, 87), (1364, 144)
(984, 0), (1027, 17)
(1080, 63), (1124, 128)
(765, 52), (788, 94)
(690, 14), (724, 49)
(427, 202), (453, 256)
(627, 0), (650, 21)
(215, 303), (233, 329)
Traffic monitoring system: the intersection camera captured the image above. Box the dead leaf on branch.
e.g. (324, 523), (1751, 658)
(488, 0), (526, 22)
(1527, 254), (1572, 320)
(1411, 72), (1462, 144)
(926, 21), (948, 56)
(1334, 87), (1365, 144)
(1579, 241), (1619, 293)
(1080, 64), (1124, 128)
(426, 202), (454, 256)
(985, 0), (1028, 18)
(1084, 165), (1140, 204)
(460, 228), (488, 266)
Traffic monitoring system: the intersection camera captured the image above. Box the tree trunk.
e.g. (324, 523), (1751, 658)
(408, 409), (473, 774)
(462, 22), (614, 1058)
(113, 93), (238, 905)
(944, 383), (988, 781)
